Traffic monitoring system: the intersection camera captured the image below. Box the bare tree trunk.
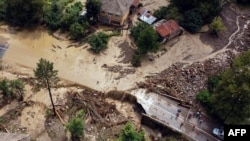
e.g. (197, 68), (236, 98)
(46, 79), (56, 115)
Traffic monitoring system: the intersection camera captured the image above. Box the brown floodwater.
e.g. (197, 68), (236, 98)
(0, 25), (213, 92)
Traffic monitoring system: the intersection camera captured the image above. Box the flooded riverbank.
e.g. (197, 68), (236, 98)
(0, 25), (213, 92)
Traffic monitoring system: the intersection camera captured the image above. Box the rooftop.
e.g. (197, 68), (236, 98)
(101, 0), (134, 16)
(154, 19), (181, 37)
(138, 7), (157, 25)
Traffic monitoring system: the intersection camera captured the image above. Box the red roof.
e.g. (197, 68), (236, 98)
(155, 20), (180, 37)
(133, 0), (139, 6)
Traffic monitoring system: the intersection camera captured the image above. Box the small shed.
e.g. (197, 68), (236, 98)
(153, 19), (183, 43)
(138, 7), (157, 25)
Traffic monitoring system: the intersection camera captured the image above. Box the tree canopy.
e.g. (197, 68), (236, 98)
(5, 0), (45, 27)
(69, 22), (88, 40)
(136, 25), (159, 54)
(85, 0), (102, 23)
(60, 1), (84, 31)
(203, 51), (250, 124)
(44, 0), (63, 31)
(209, 17), (226, 36)
(153, 5), (182, 22)
(0, 0), (6, 21)
(169, 0), (222, 33)
(66, 109), (85, 140)
(118, 121), (145, 141)
(88, 32), (109, 53)
(34, 58), (59, 115)
(237, 0), (250, 4)
(0, 79), (24, 100)
(179, 9), (203, 33)
(131, 22), (159, 54)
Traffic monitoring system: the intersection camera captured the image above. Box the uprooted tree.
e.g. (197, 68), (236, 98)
(34, 58), (59, 115)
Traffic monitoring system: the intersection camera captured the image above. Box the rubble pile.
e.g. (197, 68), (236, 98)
(139, 50), (236, 103)
(234, 22), (250, 52)
(64, 88), (128, 128)
(102, 64), (136, 80)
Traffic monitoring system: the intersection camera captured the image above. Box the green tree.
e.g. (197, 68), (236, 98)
(171, 0), (221, 25)
(180, 9), (203, 33)
(196, 89), (212, 108)
(237, 0), (250, 4)
(66, 110), (85, 140)
(5, 0), (45, 27)
(118, 121), (145, 141)
(207, 75), (221, 93)
(0, 79), (11, 98)
(44, 0), (62, 31)
(61, 1), (83, 31)
(153, 5), (181, 21)
(34, 58), (59, 115)
(170, 0), (196, 12)
(211, 51), (250, 124)
(153, 6), (168, 20)
(165, 5), (182, 21)
(130, 22), (149, 41)
(69, 22), (87, 40)
(0, 79), (25, 100)
(131, 54), (142, 67)
(85, 0), (101, 23)
(209, 17), (226, 36)
(0, 0), (6, 21)
(9, 79), (25, 100)
(88, 32), (109, 53)
(136, 24), (159, 54)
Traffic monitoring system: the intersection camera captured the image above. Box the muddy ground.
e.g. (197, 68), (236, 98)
(0, 1), (250, 141)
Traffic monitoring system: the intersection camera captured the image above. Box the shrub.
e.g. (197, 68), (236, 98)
(88, 32), (109, 53)
(196, 89), (211, 107)
(209, 17), (226, 36)
(65, 109), (85, 140)
(207, 75), (221, 93)
(66, 117), (84, 139)
(131, 54), (142, 67)
(118, 121), (145, 141)
(69, 22), (86, 40)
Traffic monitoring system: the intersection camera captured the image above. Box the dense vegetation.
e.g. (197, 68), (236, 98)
(88, 32), (110, 53)
(0, 79), (25, 100)
(209, 17), (226, 36)
(130, 22), (159, 67)
(66, 110), (85, 140)
(118, 121), (145, 141)
(154, 0), (222, 33)
(0, 0), (90, 40)
(197, 51), (250, 124)
(85, 0), (102, 23)
(0, 0), (6, 21)
(237, 0), (250, 4)
(5, 0), (45, 27)
(153, 5), (181, 22)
